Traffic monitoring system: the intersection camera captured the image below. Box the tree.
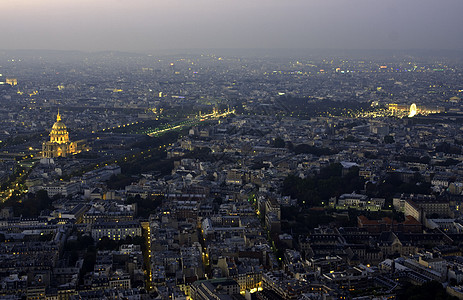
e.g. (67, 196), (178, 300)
(286, 141), (294, 151)
(398, 280), (458, 300)
(106, 174), (136, 190)
(384, 135), (395, 144)
(344, 135), (360, 143)
(273, 137), (286, 148)
(293, 144), (337, 156)
(281, 163), (364, 208)
(126, 195), (163, 218)
(97, 236), (118, 250)
(80, 246), (97, 281)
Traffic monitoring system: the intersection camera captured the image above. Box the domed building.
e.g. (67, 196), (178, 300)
(42, 111), (77, 158)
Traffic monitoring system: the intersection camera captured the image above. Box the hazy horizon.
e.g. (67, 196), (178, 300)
(1, 0), (463, 52)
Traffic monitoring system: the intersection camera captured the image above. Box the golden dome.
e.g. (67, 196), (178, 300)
(52, 120), (67, 131)
(42, 110), (81, 158)
(49, 111), (70, 144)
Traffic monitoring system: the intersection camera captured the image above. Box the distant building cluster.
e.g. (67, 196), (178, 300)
(1, 52), (463, 299)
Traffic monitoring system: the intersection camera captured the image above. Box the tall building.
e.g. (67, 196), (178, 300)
(42, 111), (77, 158)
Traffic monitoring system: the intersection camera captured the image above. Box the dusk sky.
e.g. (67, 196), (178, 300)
(1, 0), (462, 52)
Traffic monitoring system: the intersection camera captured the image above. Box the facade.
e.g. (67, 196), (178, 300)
(35, 181), (81, 197)
(357, 215), (422, 233)
(42, 111), (78, 158)
(91, 221), (142, 241)
(262, 271), (309, 299)
(5, 78), (18, 86)
(190, 278), (240, 300)
(337, 193), (369, 208)
(404, 198), (452, 222)
(109, 273), (131, 290)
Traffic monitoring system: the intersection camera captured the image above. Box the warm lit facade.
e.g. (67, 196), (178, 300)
(388, 103), (444, 118)
(5, 78), (18, 86)
(42, 111), (77, 158)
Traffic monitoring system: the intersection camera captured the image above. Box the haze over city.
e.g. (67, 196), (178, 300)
(1, 0), (463, 52)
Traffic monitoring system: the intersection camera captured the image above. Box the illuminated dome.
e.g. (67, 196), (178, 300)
(49, 111), (70, 144)
(42, 110), (83, 158)
(52, 118), (67, 131)
(51, 121), (68, 132)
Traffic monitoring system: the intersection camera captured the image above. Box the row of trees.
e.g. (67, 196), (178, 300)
(282, 162), (433, 209)
(126, 194), (163, 218)
(282, 163), (364, 207)
(0, 190), (53, 218)
(65, 233), (147, 284)
(275, 96), (373, 118)
(273, 136), (338, 156)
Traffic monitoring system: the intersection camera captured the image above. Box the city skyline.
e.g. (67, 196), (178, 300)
(2, 1), (463, 297)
